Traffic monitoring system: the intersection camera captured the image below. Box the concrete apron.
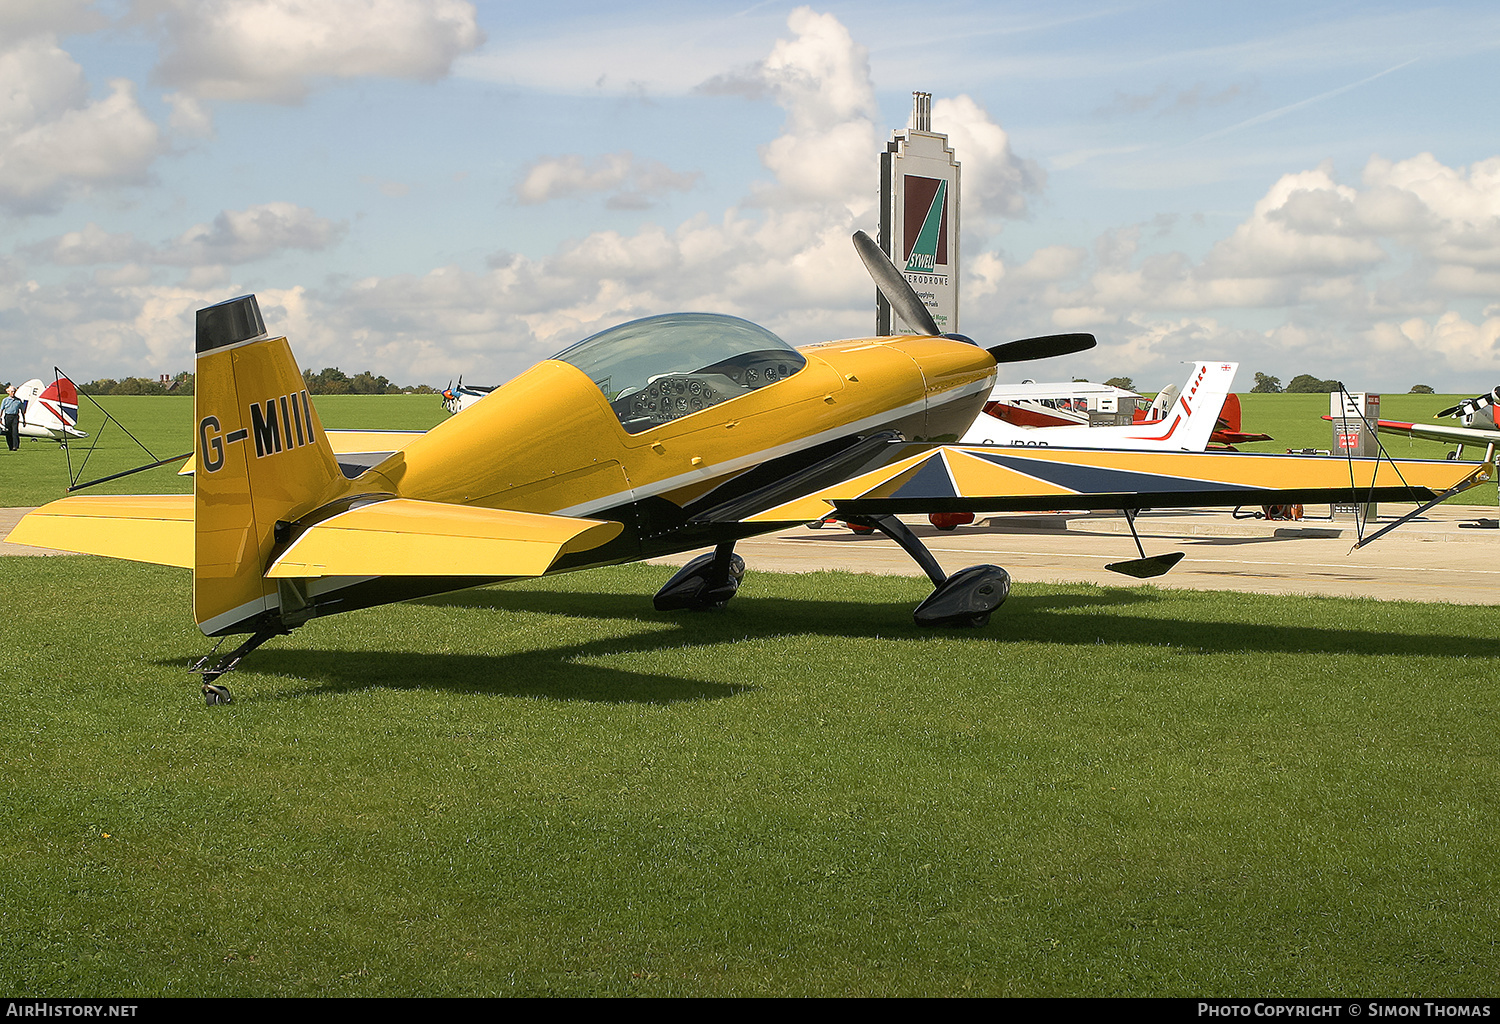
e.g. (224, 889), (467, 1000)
(650, 506), (1500, 606)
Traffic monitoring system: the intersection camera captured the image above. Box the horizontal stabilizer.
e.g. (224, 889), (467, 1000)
(265, 498), (623, 579)
(739, 444), (1489, 522)
(6, 495), (193, 567)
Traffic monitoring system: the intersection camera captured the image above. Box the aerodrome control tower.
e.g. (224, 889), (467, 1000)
(878, 91), (961, 336)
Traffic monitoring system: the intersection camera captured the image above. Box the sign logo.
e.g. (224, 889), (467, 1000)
(903, 176), (948, 274)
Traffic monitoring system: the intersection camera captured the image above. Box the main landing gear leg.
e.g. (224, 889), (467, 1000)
(855, 514), (1010, 628)
(189, 628), (283, 704)
(654, 541), (746, 612)
(1103, 509), (1185, 579)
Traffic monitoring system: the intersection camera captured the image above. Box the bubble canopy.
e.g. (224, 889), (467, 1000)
(552, 312), (808, 434)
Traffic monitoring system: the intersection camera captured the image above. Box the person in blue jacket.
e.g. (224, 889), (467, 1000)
(2, 385), (22, 451)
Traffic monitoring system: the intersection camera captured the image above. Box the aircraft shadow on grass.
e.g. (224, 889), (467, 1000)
(140, 589), (1159, 703)
(426, 585), (1499, 660)
(140, 583), (1497, 702)
(243, 646), (748, 705)
(417, 583), (1158, 619)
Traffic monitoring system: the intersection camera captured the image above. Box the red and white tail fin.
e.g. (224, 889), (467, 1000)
(1119, 362), (1235, 451)
(960, 362), (1239, 452)
(34, 378), (82, 431)
(13, 377), (86, 438)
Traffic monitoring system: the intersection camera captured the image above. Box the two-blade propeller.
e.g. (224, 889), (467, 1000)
(1436, 385), (1499, 421)
(853, 229), (942, 336)
(988, 332), (1096, 364)
(852, 229), (1096, 365)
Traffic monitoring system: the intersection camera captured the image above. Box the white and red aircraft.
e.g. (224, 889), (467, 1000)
(1367, 386), (1500, 461)
(819, 362), (1263, 531)
(10, 378), (87, 441)
(968, 378), (1145, 429)
(440, 379), (495, 417)
(959, 362), (1253, 451)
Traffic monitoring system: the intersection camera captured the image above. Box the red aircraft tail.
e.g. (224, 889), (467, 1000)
(1217, 393), (1242, 434)
(37, 378), (80, 426)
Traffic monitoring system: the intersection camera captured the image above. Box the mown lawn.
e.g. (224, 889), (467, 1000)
(2, 391), (1493, 508)
(1, 558), (1495, 996)
(0, 395), (447, 508)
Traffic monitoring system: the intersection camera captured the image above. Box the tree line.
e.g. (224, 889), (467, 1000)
(300, 367), (438, 395)
(1251, 373), (1435, 394)
(78, 372), (195, 395)
(74, 368), (439, 396)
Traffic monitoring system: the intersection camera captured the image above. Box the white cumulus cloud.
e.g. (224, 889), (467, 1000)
(0, 35), (163, 212)
(515, 151), (701, 210)
(161, 202), (349, 264)
(0, 0), (104, 39)
(0, 9), (1047, 387)
(25, 203), (347, 269)
(143, 0), (484, 102)
(961, 151), (1500, 387)
(933, 94), (1044, 233)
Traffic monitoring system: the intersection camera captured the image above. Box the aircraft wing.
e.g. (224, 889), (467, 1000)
(1369, 418), (1500, 448)
(6, 495), (194, 567)
(732, 444), (1488, 523)
(265, 499), (622, 579)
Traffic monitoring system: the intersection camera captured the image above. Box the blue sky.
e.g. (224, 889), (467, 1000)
(4, 0), (1499, 391)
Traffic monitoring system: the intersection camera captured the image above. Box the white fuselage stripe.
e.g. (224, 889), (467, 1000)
(555, 375), (992, 518)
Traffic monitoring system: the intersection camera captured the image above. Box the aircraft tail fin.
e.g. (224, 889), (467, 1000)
(1159, 362), (1236, 451)
(40, 378), (79, 424)
(30, 377), (84, 435)
(1143, 383), (1179, 422)
(193, 294), (348, 636)
(14, 378), (42, 422)
(1217, 392), (1243, 434)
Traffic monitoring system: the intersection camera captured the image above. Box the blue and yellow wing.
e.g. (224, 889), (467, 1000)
(738, 444), (1489, 523)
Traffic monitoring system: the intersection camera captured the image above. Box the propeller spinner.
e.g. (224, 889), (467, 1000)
(851, 231), (1096, 365)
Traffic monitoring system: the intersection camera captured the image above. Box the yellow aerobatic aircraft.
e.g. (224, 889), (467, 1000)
(8, 233), (1488, 703)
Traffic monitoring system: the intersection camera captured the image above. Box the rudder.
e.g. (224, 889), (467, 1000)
(1169, 362), (1237, 452)
(193, 295), (347, 636)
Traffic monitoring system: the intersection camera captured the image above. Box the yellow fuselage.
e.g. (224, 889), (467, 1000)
(360, 335), (997, 523)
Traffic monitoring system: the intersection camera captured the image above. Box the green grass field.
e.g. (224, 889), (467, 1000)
(1, 392), (1493, 509)
(0, 558), (1496, 996)
(0, 395), (447, 508)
